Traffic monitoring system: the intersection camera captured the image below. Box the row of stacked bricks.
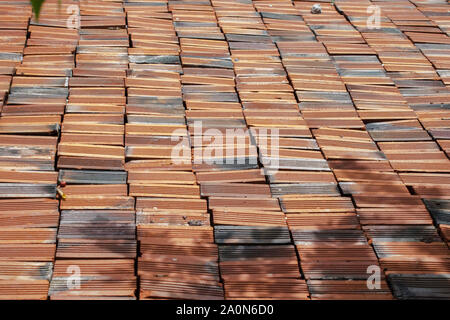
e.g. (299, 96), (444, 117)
(45, 0), (135, 299)
(0, 1), (61, 299)
(125, 0), (223, 299)
(412, 0), (450, 251)
(252, 0), (392, 299)
(0, 0), (448, 301)
(405, 0), (450, 245)
(316, 0), (449, 299)
(367, 0), (450, 241)
(209, 0), (309, 299)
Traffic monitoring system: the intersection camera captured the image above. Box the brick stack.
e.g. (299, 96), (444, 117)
(48, 0), (136, 300)
(125, 0), (223, 299)
(0, 0), (449, 301)
(334, 0), (450, 300)
(212, 0), (309, 300)
(408, 0), (450, 247)
(251, 0), (389, 300)
(0, 0), (64, 300)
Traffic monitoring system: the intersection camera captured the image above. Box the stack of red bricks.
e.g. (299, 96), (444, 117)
(0, 1), (60, 300)
(46, 0), (136, 300)
(0, 0), (448, 300)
